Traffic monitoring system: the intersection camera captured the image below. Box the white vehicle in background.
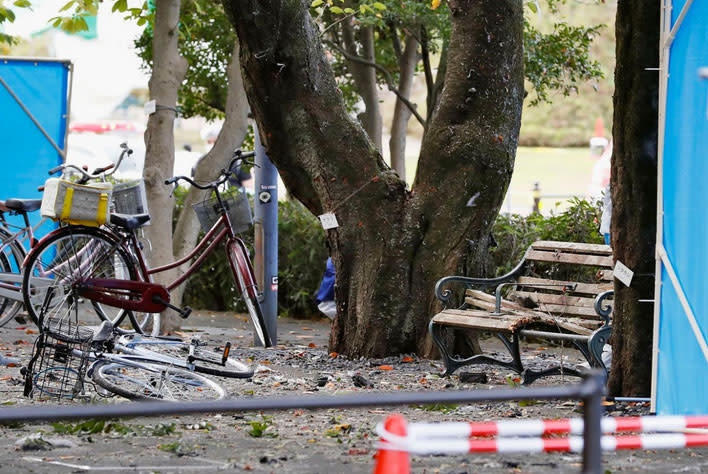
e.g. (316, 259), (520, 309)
(66, 122), (201, 181)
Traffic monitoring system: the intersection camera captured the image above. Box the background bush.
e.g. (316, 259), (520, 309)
(490, 197), (604, 276)
(178, 189), (603, 318)
(180, 192), (327, 317)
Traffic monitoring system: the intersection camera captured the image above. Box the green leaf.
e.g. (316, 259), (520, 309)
(13, 0), (32, 8)
(112, 0), (128, 13)
(329, 5), (343, 13)
(311, 0), (323, 7)
(527, 1), (537, 13)
(58, 1), (75, 13)
(343, 7), (354, 13)
(372, 2), (386, 10)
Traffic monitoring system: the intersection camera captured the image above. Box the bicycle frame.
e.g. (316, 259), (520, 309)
(0, 214), (45, 301)
(68, 202), (258, 313)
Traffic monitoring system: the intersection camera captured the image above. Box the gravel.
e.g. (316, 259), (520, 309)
(0, 311), (702, 473)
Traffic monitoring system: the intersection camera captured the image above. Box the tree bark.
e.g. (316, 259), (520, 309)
(389, 35), (418, 181)
(222, 0), (523, 357)
(607, 0), (659, 397)
(342, 21), (383, 151)
(171, 41), (250, 305)
(142, 0), (188, 332)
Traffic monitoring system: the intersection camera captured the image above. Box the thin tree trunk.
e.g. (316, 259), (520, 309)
(389, 35), (418, 181)
(142, 0), (188, 332)
(342, 22), (382, 151)
(170, 41), (250, 306)
(607, 0), (659, 397)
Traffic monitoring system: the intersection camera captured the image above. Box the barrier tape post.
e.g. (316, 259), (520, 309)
(581, 372), (604, 474)
(373, 414), (410, 474)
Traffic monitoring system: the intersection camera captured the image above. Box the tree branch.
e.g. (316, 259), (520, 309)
(389, 22), (403, 62)
(420, 26), (435, 119)
(327, 40), (426, 127)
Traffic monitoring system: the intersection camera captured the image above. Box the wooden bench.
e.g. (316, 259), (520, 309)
(429, 240), (614, 384)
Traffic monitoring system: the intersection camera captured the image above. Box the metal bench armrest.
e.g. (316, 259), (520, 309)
(594, 290), (614, 325)
(435, 273), (518, 306)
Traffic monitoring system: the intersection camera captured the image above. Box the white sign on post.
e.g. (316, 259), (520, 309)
(318, 213), (339, 230)
(614, 260), (634, 287)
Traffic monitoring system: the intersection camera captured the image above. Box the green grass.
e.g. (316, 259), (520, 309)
(505, 147), (598, 215)
(403, 146), (598, 215)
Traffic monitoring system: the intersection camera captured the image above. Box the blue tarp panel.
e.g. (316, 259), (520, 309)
(0, 58), (68, 238)
(657, 0), (708, 415)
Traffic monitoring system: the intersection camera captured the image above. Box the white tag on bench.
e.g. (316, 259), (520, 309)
(318, 212), (339, 230)
(614, 260), (634, 287)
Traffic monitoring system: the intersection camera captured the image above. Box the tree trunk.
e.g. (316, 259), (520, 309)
(142, 0), (188, 332)
(607, 0), (659, 397)
(342, 22), (383, 151)
(389, 35), (418, 181)
(223, 0), (523, 357)
(171, 41), (250, 305)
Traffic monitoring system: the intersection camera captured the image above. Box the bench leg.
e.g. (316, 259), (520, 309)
(429, 321), (522, 376)
(521, 365), (585, 385)
(588, 325), (612, 372)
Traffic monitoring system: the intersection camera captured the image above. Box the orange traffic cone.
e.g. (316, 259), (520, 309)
(373, 414), (410, 474)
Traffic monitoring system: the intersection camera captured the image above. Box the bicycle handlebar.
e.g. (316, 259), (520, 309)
(49, 143), (132, 184)
(164, 149), (257, 190)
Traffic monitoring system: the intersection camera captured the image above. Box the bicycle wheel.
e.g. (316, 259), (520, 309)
(0, 226), (25, 326)
(120, 335), (254, 378)
(227, 239), (272, 347)
(22, 226), (150, 332)
(91, 360), (226, 401)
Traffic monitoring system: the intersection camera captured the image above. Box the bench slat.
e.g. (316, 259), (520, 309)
(513, 291), (597, 308)
(432, 310), (517, 333)
(526, 249), (614, 267)
(597, 269), (613, 281)
(517, 277), (613, 295)
(465, 292), (602, 323)
(531, 240), (612, 256)
(433, 309), (594, 335)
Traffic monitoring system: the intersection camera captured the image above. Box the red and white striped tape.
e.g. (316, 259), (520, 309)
(379, 433), (708, 455)
(402, 415), (708, 439)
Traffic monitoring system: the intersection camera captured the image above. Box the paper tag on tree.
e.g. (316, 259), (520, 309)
(144, 100), (156, 115)
(318, 213), (339, 230)
(614, 260), (634, 287)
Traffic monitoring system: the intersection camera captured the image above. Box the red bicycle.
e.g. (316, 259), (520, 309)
(21, 149), (273, 347)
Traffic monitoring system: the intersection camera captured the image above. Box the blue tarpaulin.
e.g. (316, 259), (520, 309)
(656, 0), (708, 414)
(0, 58), (70, 237)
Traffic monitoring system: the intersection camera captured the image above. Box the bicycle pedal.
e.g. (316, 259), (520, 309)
(221, 342), (231, 364)
(179, 306), (192, 319)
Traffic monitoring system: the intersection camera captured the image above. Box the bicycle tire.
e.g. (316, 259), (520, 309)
(120, 335), (254, 378)
(90, 360), (226, 401)
(0, 226), (26, 326)
(21, 226), (152, 332)
(228, 239), (272, 347)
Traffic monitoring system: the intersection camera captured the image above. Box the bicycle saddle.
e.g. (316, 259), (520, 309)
(89, 320), (114, 342)
(5, 198), (42, 213)
(110, 213), (151, 230)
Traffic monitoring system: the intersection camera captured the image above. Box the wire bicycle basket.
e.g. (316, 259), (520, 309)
(192, 187), (252, 234)
(23, 318), (93, 400)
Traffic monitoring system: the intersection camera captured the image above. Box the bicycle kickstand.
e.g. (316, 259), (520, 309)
(151, 295), (192, 319)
